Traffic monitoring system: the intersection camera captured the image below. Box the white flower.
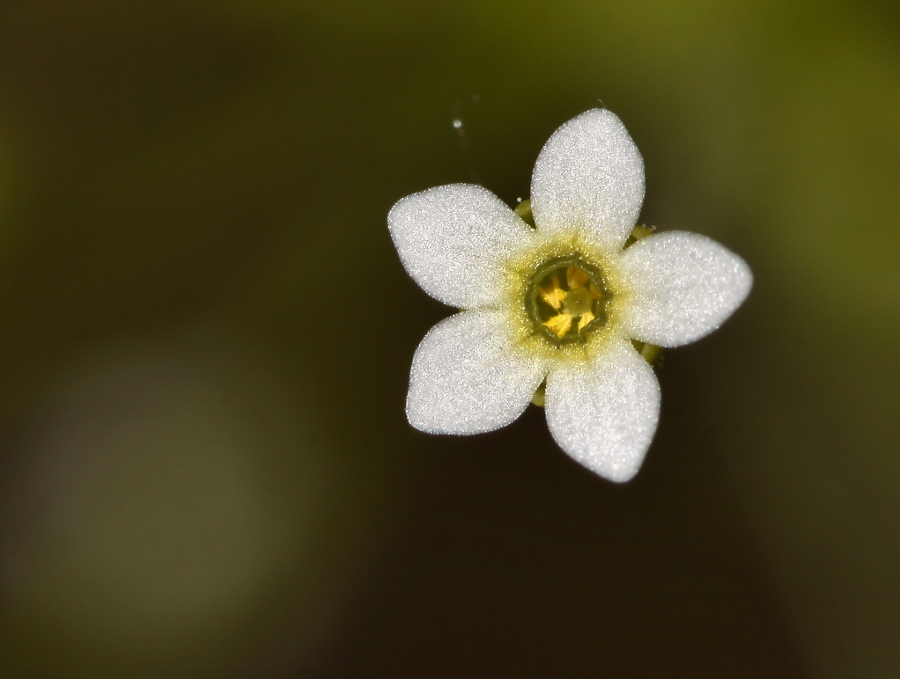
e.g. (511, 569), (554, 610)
(388, 109), (752, 482)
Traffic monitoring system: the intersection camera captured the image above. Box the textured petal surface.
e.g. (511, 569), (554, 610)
(407, 310), (547, 434)
(544, 340), (660, 482)
(531, 109), (645, 252)
(619, 231), (753, 347)
(388, 184), (533, 308)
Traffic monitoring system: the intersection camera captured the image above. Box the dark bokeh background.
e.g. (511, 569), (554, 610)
(0, 1), (898, 677)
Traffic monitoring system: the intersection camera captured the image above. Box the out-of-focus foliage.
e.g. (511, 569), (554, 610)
(0, 106), (13, 253)
(0, 1), (897, 677)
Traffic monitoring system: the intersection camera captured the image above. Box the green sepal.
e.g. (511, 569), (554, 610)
(623, 224), (656, 249)
(514, 199), (536, 228)
(631, 339), (663, 366)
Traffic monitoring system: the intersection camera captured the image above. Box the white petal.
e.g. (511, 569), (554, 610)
(388, 184), (534, 308)
(531, 109), (645, 252)
(407, 310), (547, 434)
(544, 339), (660, 482)
(619, 231), (753, 347)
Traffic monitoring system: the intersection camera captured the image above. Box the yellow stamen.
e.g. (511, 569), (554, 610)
(543, 313), (573, 338)
(538, 275), (566, 310)
(588, 283), (602, 300)
(566, 265), (590, 290)
(577, 310), (595, 332)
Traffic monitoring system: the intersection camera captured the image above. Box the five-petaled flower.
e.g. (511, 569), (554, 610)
(388, 109), (752, 482)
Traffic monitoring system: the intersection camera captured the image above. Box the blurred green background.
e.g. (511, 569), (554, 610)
(0, 1), (898, 677)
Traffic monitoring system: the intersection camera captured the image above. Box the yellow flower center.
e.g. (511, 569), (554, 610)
(525, 255), (611, 345)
